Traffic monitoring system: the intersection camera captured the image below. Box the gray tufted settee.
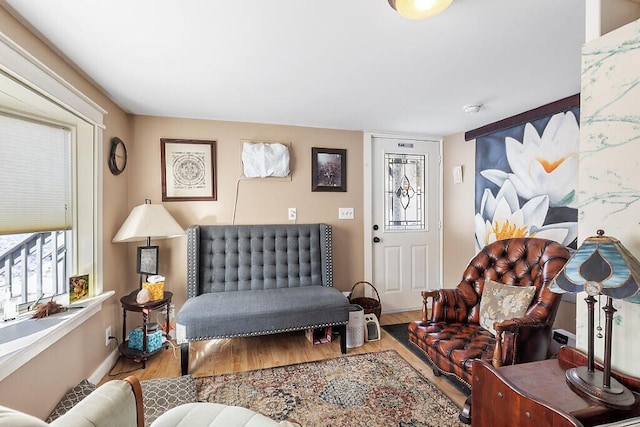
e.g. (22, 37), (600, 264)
(176, 223), (350, 374)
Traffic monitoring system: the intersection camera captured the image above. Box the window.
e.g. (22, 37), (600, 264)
(0, 32), (107, 380)
(0, 231), (68, 308)
(384, 153), (426, 230)
(0, 68), (101, 308)
(0, 114), (72, 309)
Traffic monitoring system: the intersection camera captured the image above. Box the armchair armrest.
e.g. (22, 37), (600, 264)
(420, 289), (469, 324)
(492, 317), (554, 368)
(420, 290), (438, 324)
(50, 376), (143, 427)
(494, 316), (549, 333)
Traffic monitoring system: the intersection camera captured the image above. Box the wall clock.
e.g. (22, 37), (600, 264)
(108, 136), (127, 175)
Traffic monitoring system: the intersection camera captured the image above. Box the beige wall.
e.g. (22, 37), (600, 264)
(602, 1), (640, 34)
(0, 6), (132, 418)
(441, 132), (476, 287)
(586, 0), (640, 41)
(129, 116), (365, 311)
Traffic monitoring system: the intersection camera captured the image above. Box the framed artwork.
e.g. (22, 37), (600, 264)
(137, 246), (159, 275)
(312, 147), (347, 192)
(69, 274), (89, 302)
(474, 96), (580, 252)
(161, 138), (216, 201)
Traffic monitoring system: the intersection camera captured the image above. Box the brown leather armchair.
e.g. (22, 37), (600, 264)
(408, 238), (570, 389)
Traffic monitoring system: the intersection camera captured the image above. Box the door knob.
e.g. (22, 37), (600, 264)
(373, 224), (379, 231)
(373, 237), (381, 243)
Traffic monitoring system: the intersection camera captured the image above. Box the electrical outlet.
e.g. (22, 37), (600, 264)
(105, 326), (112, 346)
(338, 208), (354, 220)
(288, 208), (297, 221)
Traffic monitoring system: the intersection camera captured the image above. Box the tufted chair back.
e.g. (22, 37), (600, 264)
(431, 238), (571, 326)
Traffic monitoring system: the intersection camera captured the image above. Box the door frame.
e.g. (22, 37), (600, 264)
(363, 132), (445, 303)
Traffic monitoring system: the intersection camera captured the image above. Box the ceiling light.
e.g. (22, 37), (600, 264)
(463, 104), (483, 114)
(388, 0), (453, 20)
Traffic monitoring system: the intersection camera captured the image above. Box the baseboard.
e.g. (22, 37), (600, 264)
(89, 348), (119, 384)
(382, 306), (422, 314)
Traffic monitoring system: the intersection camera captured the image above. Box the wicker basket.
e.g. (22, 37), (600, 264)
(348, 281), (381, 320)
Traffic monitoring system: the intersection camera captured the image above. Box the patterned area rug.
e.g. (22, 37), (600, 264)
(382, 323), (471, 397)
(195, 350), (466, 427)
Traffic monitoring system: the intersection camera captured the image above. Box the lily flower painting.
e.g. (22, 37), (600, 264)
(475, 108), (579, 252)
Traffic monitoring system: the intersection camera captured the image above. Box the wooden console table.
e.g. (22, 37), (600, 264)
(119, 291), (172, 368)
(471, 346), (640, 426)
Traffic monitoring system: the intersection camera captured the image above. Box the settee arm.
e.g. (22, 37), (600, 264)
(492, 317), (553, 368)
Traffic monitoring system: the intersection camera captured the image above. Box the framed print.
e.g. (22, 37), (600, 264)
(474, 95), (579, 253)
(69, 274), (90, 302)
(137, 246), (159, 275)
(161, 138), (217, 201)
(312, 147), (347, 192)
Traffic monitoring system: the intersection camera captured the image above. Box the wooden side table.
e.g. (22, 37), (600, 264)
(119, 290), (173, 368)
(471, 346), (640, 426)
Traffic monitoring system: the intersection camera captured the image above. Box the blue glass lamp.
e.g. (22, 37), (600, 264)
(550, 230), (640, 409)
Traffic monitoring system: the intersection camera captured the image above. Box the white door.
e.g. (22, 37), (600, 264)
(367, 136), (441, 312)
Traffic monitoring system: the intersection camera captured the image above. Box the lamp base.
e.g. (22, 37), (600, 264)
(566, 366), (636, 409)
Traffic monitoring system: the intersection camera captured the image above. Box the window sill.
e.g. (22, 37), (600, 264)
(0, 291), (114, 381)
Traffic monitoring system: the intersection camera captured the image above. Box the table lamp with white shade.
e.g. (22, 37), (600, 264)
(113, 199), (185, 288)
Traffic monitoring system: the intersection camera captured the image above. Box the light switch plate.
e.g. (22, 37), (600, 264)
(452, 165), (463, 184)
(339, 208), (354, 220)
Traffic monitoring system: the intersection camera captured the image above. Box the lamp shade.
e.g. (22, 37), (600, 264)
(549, 230), (640, 409)
(550, 230), (640, 303)
(388, 0), (453, 20)
(113, 202), (184, 243)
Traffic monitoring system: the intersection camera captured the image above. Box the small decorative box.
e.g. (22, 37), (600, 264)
(128, 327), (163, 352)
(305, 326), (332, 345)
(142, 281), (164, 301)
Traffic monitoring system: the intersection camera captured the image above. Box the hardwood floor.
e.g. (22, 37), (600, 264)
(101, 310), (467, 408)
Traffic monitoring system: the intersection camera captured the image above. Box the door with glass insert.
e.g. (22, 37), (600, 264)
(371, 136), (440, 312)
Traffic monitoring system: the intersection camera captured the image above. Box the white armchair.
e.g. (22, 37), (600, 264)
(150, 402), (300, 427)
(0, 376), (143, 427)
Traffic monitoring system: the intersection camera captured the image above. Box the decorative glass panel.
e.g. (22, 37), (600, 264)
(384, 153), (426, 230)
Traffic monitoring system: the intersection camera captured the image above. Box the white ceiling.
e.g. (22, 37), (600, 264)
(2, 0), (585, 137)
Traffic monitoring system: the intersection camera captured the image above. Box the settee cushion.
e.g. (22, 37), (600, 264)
(408, 321), (495, 385)
(478, 280), (536, 336)
(178, 286), (348, 340)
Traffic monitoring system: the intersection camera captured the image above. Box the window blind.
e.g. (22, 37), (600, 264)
(0, 113), (72, 234)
